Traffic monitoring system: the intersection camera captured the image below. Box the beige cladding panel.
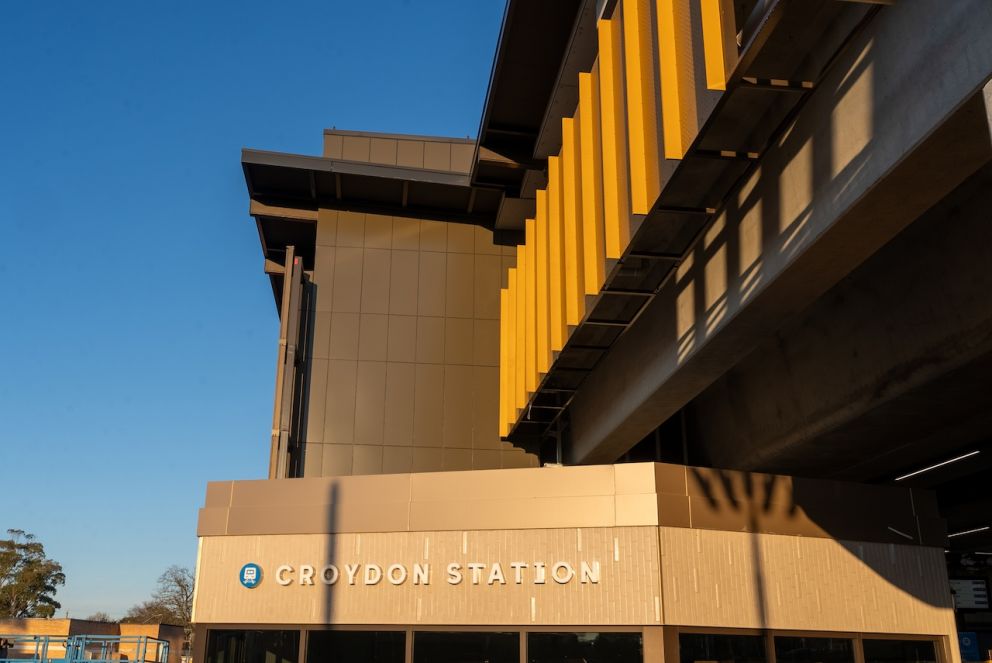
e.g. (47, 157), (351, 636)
(306, 210), (539, 475)
(659, 527), (955, 635)
(200, 463), (942, 550)
(194, 527), (661, 626)
(323, 131), (474, 175)
(197, 469), (955, 639)
(194, 525), (955, 641)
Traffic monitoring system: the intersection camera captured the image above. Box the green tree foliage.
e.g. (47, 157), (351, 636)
(0, 529), (66, 618)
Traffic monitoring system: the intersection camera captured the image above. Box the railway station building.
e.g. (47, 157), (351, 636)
(192, 1), (992, 663)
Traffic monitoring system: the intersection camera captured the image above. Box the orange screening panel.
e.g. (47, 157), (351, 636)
(658, 0), (698, 159)
(561, 114), (585, 327)
(524, 218), (537, 393)
(622, 0), (661, 215)
(598, 16), (631, 260)
(579, 65), (606, 295)
(499, 288), (510, 437)
(504, 271), (518, 429)
(701, 0), (737, 90)
(535, 190), (551, 374)
(514, 255), (526, 410)
(499, 0), (741, 436)
(547, 156), (567, 352)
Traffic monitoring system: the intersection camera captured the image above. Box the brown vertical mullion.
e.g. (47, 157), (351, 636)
(297, 628), (307, 663)
(854, 633), (866, 663)
(269, 245), (296, 479)
(191, 626), (208, 663)
(278, 253), (304, 478)
(935, 634), (954, 663)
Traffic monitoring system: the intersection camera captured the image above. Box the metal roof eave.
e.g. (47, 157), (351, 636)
(243, 148), (474, 189)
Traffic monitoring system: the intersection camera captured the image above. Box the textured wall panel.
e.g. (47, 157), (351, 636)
(304, 212), (539, 475)
(194, 527), (661, 627)
(659, 527), (955, 635)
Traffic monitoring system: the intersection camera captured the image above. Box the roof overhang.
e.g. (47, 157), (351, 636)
(470, 0), (587, 229)
(243, 148), (507, 227)
(473, 0), (584, 172)
(242, 147), (526, 309)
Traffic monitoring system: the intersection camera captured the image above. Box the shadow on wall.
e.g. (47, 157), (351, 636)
(686, 465), (951, 628)
(644, 0), (992, 622)
(672, 0), (992, 392)
(673, 8), (883, 365)
(320, 481), (339, 626)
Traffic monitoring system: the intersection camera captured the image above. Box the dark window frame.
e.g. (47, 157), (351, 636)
(196, 625), (947, 663)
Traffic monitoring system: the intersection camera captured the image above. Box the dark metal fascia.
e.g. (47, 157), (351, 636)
(241, 148), (473, 188)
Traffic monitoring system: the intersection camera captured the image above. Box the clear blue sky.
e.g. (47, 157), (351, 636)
(0, 0), (504, 618)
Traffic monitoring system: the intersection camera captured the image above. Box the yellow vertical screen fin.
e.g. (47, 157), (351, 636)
(622, 0), (661, 215)
(514, 255), (526, 410)
(535, 189), (550, 374)
(498, 287), (509, 438)
(562, 114), (585, 327)
(598, 17), (631, 260)
(547, 156), (567, 351)
(701, 0), (737, 91)
(579, 66), (606, 294)
(524, 218), (537, 393)
(658, 0), (697, 158)
(506, 269), (518, 423)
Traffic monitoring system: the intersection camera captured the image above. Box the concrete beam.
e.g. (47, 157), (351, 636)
(567, 0), (992, 464)
(685, 164), (992, 479)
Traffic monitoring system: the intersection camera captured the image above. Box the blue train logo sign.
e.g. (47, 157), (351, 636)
(239, 563), (262, 588)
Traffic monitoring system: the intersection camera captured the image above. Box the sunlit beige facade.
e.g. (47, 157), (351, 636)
(192, 464), (958, 662)
(194, 0), (992, 662)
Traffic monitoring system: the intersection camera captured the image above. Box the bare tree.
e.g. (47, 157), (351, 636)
(152, 566), (193, 643)
(85, 611), (115, 623)
(122, 566), (194, 648)
(122, 600), (172, 624)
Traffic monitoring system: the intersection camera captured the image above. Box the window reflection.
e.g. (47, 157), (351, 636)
(863, 640), (937, 663)
(205, 630), (300, 663)
(774, 637), (854, 663)
(528, 632), (642, 663)
(413, 632), (518, 663)
(306, 631), (404, 663)
(679, 633), (766, 663)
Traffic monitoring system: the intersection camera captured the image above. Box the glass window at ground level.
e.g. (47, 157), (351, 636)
(529, 632), (643, 663)
(413, 632), (518, 663)
(307, 631), (404, 663)
(679, 633), (766, 663)
(775, 638), (854, 663)
(205, 630), (300, 663)
(863, 640), (938, 663)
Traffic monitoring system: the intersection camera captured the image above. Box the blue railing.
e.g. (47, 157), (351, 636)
(0, 635), (169, 663)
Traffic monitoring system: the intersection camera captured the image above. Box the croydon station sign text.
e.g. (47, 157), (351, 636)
(242, 560), (602, 588)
